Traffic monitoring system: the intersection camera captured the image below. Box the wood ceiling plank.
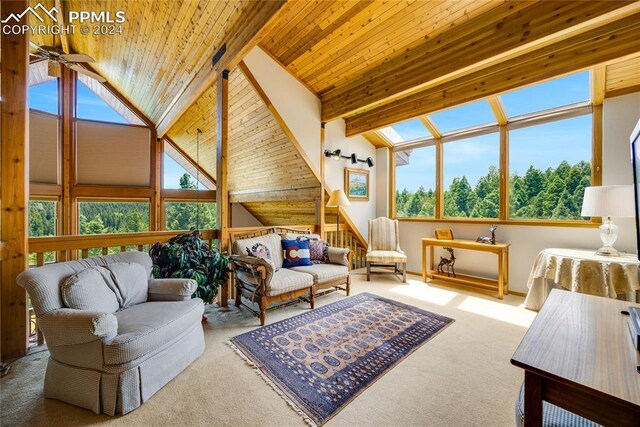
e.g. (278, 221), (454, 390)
(345, 12), (640, 135)
(322, 1), (630, 121)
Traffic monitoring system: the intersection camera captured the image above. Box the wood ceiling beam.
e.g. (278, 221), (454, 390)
(487, 97), (508, 126)
(156, 0), (288, 138)
(54, 0), (69, 53)
(591, 65), (607, 106)
(345, 12), (640, 136)
(321, 1), (636, 122)
(230, 187), (320, 203)
(362, 131), (392, 149)
(419, 117), (442, 140)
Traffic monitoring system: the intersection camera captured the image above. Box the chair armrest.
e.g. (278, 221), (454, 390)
(229, 255), (273, 291)
(327, 247), (351, 267)
(38, 309), (118, 346)
(148, 278), (197, 301)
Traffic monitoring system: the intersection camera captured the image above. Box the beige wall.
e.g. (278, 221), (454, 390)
(230, 203), (263, 228)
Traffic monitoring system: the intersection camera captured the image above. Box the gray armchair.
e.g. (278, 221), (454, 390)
(17, 252), (204, 415)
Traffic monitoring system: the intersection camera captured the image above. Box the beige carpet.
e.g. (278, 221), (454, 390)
(1, 272), (535, 426)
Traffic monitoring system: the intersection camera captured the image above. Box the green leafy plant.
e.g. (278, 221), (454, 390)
(149, 229), (229, 304)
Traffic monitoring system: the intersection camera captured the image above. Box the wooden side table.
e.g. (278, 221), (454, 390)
(512, 289), (640, 426)
(421, 238), (510, 299)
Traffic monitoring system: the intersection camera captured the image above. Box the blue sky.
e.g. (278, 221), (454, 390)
(395, 71), (592, 192)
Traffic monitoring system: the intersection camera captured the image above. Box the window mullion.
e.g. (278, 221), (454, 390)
(435, 139), (443, 219)
(499, 126), (509, 221)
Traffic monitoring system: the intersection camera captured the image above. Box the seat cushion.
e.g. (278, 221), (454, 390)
(234, 233), (283, 270)
(366, 250), (407, 263)
(61, 267), (120, 312)
(290, 264), (349, 284)
(267, 269), (313, 296)
(104, 299), (203, 365)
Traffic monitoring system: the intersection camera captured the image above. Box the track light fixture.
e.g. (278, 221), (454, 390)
(324, 149), (374, 168)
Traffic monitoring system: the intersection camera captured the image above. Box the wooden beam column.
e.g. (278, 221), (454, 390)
(319, 122), (326, 238)
(1, 0), (30, 360)
(216, 70), (229, 307)
(60, 66), (77, 237)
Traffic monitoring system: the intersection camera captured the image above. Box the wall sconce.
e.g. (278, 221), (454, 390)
(324, 149), (374, 168)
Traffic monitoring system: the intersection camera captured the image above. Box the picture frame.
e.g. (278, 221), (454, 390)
(344, 168), (369, 201)
(434, 228), (454, 240)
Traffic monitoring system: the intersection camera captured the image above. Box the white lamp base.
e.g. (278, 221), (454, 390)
(596, 217), (619, 256)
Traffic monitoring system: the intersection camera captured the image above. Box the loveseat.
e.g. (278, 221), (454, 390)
(229, 227), (351, 325)
(16, 252), (204, 415)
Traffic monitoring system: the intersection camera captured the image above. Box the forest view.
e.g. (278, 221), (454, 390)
(28, 173), (217, 237)
(396, 160), (591, 220)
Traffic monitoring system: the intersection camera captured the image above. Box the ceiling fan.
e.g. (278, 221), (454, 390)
(29, 42), (106, 82)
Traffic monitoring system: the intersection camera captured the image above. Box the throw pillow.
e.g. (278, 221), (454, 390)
(282, 239), (312, 268)
(105, 262), (149, 309)
(308, 238), (329, 262)
(61, 267), (120, 312)
(246, 242), (277, 271)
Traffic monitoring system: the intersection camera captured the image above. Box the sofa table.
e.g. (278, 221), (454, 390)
(524, 248), (640, 311)
(511, 289), (640, 426)
(421, 238), (510, 299)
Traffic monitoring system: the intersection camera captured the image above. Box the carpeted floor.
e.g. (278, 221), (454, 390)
(0, 271), (535, 426)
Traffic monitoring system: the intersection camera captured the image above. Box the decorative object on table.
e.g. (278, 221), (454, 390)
(326, 189), (351, 247)
(344, 168), (370, 200)
(230, 292), (454, 426)
(366, 217), (407, 282)
(523, 248), (640, 311)
(435, 228), (454, 240)
(580, 185), (635, 256)
(476, 224), (497, 245)
(150, 229), (229, 305)
(324, 148), (374, 167)
(437, 247), (456, 277)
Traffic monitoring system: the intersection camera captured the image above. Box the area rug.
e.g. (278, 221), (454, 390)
(229, 292), (454, 426)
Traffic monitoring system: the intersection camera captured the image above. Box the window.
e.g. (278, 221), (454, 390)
(78, 202), (150, 234)
(165, 202), (217, 231)
(509, 115), (592, 220)
(430, 100), (495, 133)
(28, 200), (57, 237)
(395, 146), (436, 218)
(500, 71), (590, 117)
(443, 133), (499, 218)
(29, 80), (58, 115)
(163, 154), (210, 190)
(76, 79), (129, 124)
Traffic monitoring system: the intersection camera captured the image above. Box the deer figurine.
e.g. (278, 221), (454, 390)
(437, 247), (456, 277)
(476, 224), (497, 245)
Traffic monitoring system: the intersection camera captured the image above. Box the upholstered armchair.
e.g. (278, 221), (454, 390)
(366, 217), (407, 282)
(16, 252), (205, 415)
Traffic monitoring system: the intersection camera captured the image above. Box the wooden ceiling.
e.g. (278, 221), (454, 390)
(605, 53), (640, 98)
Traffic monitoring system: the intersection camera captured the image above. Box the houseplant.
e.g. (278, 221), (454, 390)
(150, 229), (229, 306)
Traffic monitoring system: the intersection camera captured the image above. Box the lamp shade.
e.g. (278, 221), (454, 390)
(581, 185), (635, 218)
(326, 189), (351, 208)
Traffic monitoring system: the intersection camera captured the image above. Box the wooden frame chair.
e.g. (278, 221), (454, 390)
(366, 217), (407, 282)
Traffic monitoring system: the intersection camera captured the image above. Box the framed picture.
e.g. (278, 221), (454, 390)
(344, 168), (369, 201)
(434, 228), (454, 240)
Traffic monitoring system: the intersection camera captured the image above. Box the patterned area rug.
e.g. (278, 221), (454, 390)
(230, 292), (454, 426)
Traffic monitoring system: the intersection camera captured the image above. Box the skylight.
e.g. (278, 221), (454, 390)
(500, 71), (590, 117)
(429, 99), (495, 133)
(379, 118), (431, 145)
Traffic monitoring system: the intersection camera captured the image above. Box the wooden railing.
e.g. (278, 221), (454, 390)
(324, 224), (367, 269)
(28, 230), (220, 266)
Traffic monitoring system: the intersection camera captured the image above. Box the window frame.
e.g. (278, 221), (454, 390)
(389, 71), (601, 228)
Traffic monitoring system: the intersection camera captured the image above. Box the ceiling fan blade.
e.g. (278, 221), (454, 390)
(67, 64), (106, 82)
(60, 54), (95, 63)
(48, 61), (62, 78)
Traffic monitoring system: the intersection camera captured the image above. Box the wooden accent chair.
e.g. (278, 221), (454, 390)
(366, 217), (407, 282)
(229, 226), (351, 325)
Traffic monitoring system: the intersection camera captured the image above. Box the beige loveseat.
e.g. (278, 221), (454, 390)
(16, 252), (204, 415)
(229, 227), (351, 325)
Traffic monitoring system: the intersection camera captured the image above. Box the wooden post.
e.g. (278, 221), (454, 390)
(60, 66), (76, 237)
(150, 135), (162, 230)
(435, 140), (443, 219)
(216, 70), (229, 307)
(1, 0), (30, 360)
(319, 122), (326, 238)
(388, 147), (396, 218)
(499, 126), (509, 220)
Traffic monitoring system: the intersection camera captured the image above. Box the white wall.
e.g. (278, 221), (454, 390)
(230, 203), (263, 227)
(243, 47), (377, 240)
(398, 92), (640, 294)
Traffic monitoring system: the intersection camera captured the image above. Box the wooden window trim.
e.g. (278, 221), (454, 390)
(391, 70), (602, 227)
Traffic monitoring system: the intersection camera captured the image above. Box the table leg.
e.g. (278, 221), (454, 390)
(497, 250), (504, 299)
(429, 245), (434, 278)
(504, 250), (509, 295)
(524, 371), (543, 427)
(422, 242), (426, 282)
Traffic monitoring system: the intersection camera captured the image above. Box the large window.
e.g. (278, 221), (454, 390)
(390, 70), (596, 224)
(443, 133), (499, 218)
(165, 202), (217, 231)
(28, 200), (57, 237)
(29, 79), (58, 115)
(78, 201), (150, 234)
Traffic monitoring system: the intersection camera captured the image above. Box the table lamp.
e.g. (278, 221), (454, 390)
(326, 189), (351, 244)
(581, 185), (635, 256)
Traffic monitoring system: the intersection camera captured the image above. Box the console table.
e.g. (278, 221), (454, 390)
(511, 289), (640, 426)
(421, 238), (510, 299)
